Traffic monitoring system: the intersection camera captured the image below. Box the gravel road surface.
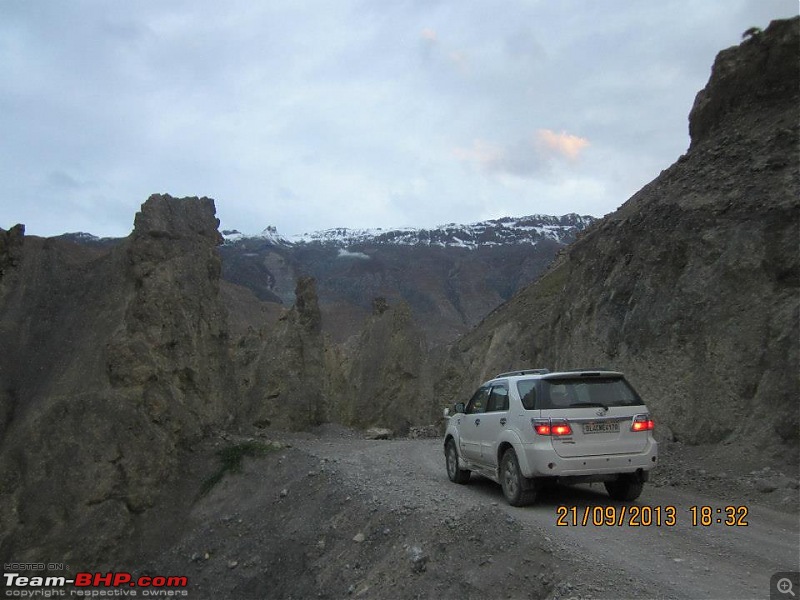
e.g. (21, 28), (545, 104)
(287, 431), (800, 600)
(140, 427), (798, 599)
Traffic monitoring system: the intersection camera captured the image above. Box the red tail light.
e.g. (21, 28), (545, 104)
(631, 414), (654, 431)
(552, 423), (572, 435)
(534, 419), (572, 436)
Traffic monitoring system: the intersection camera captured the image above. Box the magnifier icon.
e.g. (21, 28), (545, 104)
(778, 578), (796, 597)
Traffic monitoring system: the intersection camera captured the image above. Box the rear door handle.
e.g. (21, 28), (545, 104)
(500, 418), (507, 426)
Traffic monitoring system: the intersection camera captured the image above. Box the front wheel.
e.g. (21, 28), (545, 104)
(604, 477), (644, 501)
(500, 449), (536, 506)
(445, 439), (471, 484)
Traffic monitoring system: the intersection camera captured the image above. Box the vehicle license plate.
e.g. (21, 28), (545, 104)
(583, 421), (619, 434)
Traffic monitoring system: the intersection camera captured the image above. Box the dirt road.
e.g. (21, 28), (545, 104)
(287, 431), (799, 600)
(141, 427), (798, 599)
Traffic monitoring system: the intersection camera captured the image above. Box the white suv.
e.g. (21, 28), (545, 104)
(443, 369), (658, 506)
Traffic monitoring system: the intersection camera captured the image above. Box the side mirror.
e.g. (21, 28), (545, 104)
(443, 407), (451, 419)
(454, 402), (466, 414)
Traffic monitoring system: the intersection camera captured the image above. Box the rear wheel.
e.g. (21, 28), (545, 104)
(445, 439), (471, 484)
(500, 449), (536, 506)
(604, 477), (644, 501)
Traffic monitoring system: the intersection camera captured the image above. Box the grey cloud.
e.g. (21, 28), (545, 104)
(0, 0), (796, 237)
(46, 171), (86, 192)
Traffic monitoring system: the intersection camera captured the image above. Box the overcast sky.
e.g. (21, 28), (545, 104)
(1, 1), (796, 238)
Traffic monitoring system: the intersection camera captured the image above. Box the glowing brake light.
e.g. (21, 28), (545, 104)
(552, 423), (572, 435)
(631, 414), (655, 431)
(533, 419), (572, 436)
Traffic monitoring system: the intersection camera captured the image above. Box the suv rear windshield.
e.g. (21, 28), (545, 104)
(517, 377), (644, 410)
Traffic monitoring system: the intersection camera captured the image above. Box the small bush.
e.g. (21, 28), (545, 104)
(200, 441), (276, 496)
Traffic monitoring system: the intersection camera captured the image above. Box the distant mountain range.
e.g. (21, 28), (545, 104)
(218, 213), (596, 343)
(220, 213), (594, 250)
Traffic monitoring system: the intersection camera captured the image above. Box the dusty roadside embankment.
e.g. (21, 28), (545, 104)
(136, 428), (558, 600)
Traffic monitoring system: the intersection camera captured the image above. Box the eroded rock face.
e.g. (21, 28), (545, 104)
(437, 17), (799, 458)
(0, 194), (236, 565)
(0, 224), (24, 285)
(332, 300), (433, 435)
(689, 18), (799, 148)
(107, 194), (235, 439)
(240, 276), (326, 431)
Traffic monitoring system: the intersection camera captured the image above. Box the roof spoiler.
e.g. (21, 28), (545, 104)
(494, 368), (550, 378)
(543, 369), (624, 379)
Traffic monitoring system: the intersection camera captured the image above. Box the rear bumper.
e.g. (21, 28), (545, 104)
(519, 438), (658, 478)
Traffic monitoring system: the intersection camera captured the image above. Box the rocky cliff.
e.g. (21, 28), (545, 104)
(235, 284), (435, 435)
(0, 194), (237, 564)
(331, 298), (434, 434)
(107, 195), (236, 438)
(239, 276), (327, 431)
(437, 17), (799, 460)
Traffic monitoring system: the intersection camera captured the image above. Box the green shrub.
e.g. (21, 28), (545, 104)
(200, 441), (276, 496)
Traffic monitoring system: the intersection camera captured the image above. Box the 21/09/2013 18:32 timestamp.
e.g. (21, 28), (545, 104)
(556, 505), (749, 527)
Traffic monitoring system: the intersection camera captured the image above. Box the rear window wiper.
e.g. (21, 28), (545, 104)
(569, 402), (609, 410)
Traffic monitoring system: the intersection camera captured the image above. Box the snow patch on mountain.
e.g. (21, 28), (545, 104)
(223, 213), (595, 250)
(337, 249), (371, 260)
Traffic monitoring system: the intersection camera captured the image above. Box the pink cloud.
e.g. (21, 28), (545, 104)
(536, 129), (590, 160)
(454, 130), (590, 178)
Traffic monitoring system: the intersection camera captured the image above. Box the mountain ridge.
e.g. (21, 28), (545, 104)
(221, 212), (595, 249)
(219, 213), (594, 343)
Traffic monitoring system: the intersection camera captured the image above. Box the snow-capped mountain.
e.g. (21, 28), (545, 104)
(219, 212), (597, 344)
(222, 213), (595, 250)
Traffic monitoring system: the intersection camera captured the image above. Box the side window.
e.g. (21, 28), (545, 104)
(486, 385), (509, 412)
(517, 380), (537, 410)
(466, 386), (490, 414)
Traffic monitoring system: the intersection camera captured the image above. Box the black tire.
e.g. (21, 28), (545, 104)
(445, 439), (471, 484)
(500, 449), (536, 506)
(604, 477), (644, 501)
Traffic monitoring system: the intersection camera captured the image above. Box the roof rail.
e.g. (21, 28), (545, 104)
(494, 368), (549, 378)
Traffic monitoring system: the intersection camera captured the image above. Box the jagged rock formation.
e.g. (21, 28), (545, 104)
(688, 21), (797, 147)
(0, 194), (237, 564)
(330, 299), (433, 434)
(107, 195), (235, 439)
(436, 17), (799, 460)
(234, 286), (436, 435)
(0, 224), (24, 286)
(239, 276), (327, 431)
